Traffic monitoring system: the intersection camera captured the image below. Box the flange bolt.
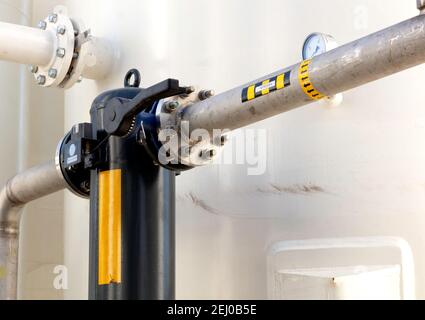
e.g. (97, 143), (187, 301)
(48, 14), (58, 23)
(57, 25), (66, 35)
(48, 68), (58, 78)
(199, 90), (215, 101)
(165, 101), (180, 113)
(29, 65), (38, 73)
(37, 21), (47, 30)
(220, 135), (228, 146)
(418, 0), (425, 12)
(56, 48), (66, 58)
(180, 86), (195, 99)
(37, 75), (46, 85)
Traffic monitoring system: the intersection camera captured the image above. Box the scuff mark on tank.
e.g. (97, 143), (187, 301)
(187, 192), (221, 216)
(257, 183), (328, 196)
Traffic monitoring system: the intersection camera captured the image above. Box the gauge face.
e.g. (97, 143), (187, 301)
(302, 33), (336, 60)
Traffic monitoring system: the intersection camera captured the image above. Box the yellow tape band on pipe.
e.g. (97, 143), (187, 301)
(298, 59), (325, 100)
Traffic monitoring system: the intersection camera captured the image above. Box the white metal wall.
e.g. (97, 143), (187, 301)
(19, 0), (425, 299)
(0, 0), (65, 299)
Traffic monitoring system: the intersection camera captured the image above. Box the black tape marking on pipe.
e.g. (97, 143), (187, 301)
(242, 71), (291, 103)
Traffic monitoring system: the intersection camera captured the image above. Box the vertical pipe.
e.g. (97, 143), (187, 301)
(0, 0), (32, 300)
(0, 161), (67, 299)
(89, 90), (175, 300)
(0, 230), (19, 300)
(17, 0), (33, 173)
(120, 144), (175, 300)
(89, 137), (176, 300)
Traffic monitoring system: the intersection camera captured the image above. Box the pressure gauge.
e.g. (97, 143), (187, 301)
(302, 33), (338, 60)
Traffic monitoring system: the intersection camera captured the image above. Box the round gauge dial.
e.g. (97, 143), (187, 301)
(302, 33), (338, 60)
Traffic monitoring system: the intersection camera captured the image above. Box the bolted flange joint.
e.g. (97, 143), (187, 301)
(30, 6), (114, 89)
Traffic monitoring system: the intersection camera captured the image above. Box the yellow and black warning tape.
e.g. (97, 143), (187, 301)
(242, 71), (291, 103)
(298, 59), (325, 100)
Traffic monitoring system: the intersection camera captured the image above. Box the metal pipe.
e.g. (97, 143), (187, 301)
(0, 160), (66, 300)
(0, 21), (54, 67)
(180, 14), (425, 133)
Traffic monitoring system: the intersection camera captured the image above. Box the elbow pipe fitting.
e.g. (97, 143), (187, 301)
(0, 161), (68, 235)
(0, 160), (67, 300)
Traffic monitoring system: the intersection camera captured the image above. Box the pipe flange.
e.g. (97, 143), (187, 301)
(60, 24), (93, 89)
(59, 25), (88, 89)
(55, 133), (90, 199)
(32, 7), (75, 87)
(178, 140), (221, 167)
(29, 6), (113, 89)
(156, 95), (224, 167)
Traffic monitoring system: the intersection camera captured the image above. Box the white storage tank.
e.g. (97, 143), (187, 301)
(2, 0), (425, 299)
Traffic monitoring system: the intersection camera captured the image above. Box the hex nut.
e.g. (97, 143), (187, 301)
(48, 68), (58, 78)
(37, 75), (46, 85)
(37, 21), (47, 30)
(29, 65), (39, 73)
(57, 48), (66, 58)
(48, 14), (58, 23)
(57, 25), (66, 35)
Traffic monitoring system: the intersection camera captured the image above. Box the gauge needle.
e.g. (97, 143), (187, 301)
(313, 45), (320, 55)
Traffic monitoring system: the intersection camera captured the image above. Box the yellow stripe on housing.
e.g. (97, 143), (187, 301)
(247, 85), (255, 101)
(298, 59), (325, 100)
(276, 74), (285, 90)
(98, 169), (122, 286)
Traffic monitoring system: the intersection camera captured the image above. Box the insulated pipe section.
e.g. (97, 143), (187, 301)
(0, 161), (67, 300)
(180, 15), (425, 133)
(0, 21), (54, 67)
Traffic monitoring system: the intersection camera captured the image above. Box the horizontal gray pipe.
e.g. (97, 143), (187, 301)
(180, 14), (425, 133)
(0, 160), (66, 300)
